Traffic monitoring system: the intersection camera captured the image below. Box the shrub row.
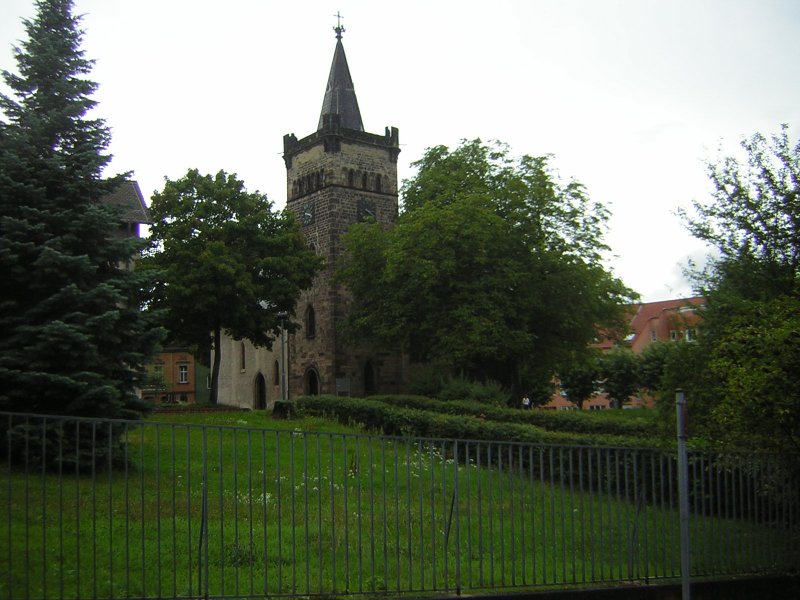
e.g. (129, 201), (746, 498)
(361, 394), (660, 439)
(154, 404), (247, 414)
(275, 395), (646, 449)
(273, 397), (795, 518)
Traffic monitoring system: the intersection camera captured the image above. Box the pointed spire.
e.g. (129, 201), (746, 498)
(318, 14), (364, 132)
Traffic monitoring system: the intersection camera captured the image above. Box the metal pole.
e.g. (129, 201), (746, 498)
(676, 389), (691, 599)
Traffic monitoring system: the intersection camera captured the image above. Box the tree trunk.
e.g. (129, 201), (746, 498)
(210, 326), (221, 405)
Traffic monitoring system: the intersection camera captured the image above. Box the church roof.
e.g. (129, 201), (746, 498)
(102, 180), (150, 224)
(318, 29), (364, 132)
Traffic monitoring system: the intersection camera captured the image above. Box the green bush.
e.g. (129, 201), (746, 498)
(436, 376), (511, 405)
(404, 365), (445, 397)
(404, 370), (511, 406)
(438, 377), (474, 401)
(275, 395), (647, 448)
(360, 394), (659, 440)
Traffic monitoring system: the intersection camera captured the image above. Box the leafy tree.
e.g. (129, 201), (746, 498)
(679, 125), (800, 455)
(638, 342), (676, 393)
(647, 333), (721, 445)
(523, 375), (557, 408)
(704, 294), (799, 451)
(0, 0), (163, 430)
(338, 139), (635, 393)
(681, 124), (799, 283)
(143, 169), (322, 404)
(559, 352), (601, 409)
(599, 347), (640, 409)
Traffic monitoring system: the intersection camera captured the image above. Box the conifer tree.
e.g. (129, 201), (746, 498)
(0, 0), (163, 431)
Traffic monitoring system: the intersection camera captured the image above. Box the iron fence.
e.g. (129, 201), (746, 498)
(1, 411), (798, 599)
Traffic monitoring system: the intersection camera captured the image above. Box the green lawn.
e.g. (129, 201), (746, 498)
(2, 410), (795, 599)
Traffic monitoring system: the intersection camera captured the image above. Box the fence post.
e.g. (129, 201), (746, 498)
(199, 428), (209, 600)
(676, 389), (691, 599)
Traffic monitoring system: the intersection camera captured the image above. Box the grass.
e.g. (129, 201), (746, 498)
(2, 410), (796, 599)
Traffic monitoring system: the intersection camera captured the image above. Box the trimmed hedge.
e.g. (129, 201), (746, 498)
(272, 396), (796, 518)
(275, 395), (651, 449)
(154, 404), (247, 414)
(362, 394), (660, 439)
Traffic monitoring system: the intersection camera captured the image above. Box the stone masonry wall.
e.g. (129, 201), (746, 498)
(285, 129), (404, 397)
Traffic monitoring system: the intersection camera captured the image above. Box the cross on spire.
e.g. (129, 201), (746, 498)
(333, 11), (345, 40)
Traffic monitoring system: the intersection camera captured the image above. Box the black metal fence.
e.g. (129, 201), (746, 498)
(2, 412), (798, 599)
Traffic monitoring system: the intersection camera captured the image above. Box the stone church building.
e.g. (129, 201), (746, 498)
(216, 25), (405, 409)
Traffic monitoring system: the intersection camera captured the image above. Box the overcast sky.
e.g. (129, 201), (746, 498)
(2, 0), (799, 302)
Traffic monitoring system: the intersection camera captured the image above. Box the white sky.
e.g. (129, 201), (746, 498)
(2, 0), (799, 302)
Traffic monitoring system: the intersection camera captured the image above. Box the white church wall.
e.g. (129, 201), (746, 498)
(214, 334), (280, 410)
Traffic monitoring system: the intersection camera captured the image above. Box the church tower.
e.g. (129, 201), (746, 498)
(283, 23), (403, 397)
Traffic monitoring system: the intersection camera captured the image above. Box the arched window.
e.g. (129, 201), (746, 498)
(316, 171), (322, 188)
(273, 360), (280, 386)
(254, 373), (266, 410)
(305, 305), (316, 339)
(362, 173), (368, 189)
(375, 174), (382, 192)
(240, 342), (246, 371)
(348, 169), (355, 187)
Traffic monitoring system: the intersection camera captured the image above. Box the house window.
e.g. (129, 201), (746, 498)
(670, 330), (679, 341)
(178, 365), (189, 384)
(686, 329), (697, 342)
(650, 330), (657, 342)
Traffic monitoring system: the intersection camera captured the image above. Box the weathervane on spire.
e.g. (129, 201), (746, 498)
(333, 11), (345, 40)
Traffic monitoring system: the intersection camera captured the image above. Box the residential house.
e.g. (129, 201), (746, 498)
(142, 348), (202, 405)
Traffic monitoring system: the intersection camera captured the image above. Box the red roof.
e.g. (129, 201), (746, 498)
(593, 296), (705, 354)
(628, 296), (704, 353)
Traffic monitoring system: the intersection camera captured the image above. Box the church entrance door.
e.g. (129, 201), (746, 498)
(364, 361), (376, 396)
(305, 369), (320, 396)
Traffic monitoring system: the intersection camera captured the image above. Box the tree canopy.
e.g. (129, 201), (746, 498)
(559, 352), (601, 410)
(682, 124), (800, 284)
(599, 347), (641, 409)
(0, 0), (163, 423)
(338, 139), (635, 395)
(675, 125), (800, 456)
(143, 169), (322, 404)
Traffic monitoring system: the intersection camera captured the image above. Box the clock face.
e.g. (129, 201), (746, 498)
(357, 199), (376, 222)
(301, 202), (315, 225)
